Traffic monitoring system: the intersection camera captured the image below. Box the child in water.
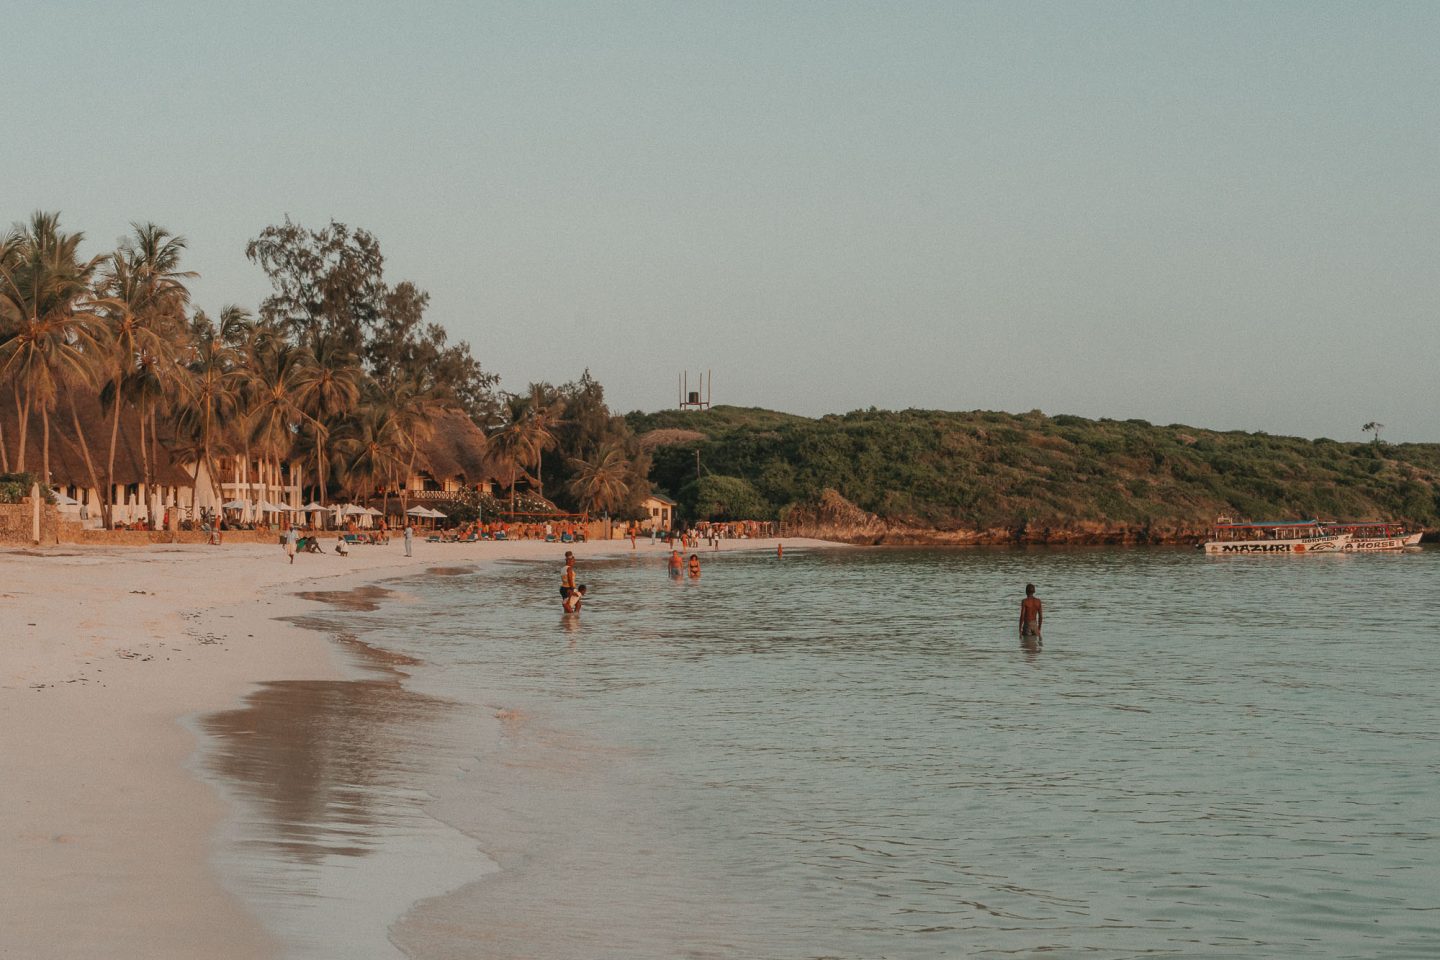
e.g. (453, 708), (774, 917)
(563, 584), (587, 613)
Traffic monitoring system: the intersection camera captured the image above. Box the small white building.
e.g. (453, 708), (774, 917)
(639, 493), (676, 531)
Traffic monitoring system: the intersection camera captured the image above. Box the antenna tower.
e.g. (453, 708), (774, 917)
(679, 370), (712, 411)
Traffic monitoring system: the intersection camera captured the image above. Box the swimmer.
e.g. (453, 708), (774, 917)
(1019, 583), (1043, 640)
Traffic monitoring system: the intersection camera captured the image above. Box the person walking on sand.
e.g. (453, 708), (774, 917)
(403, 523), (414, 557)
(1019, 583), (1043, 640)
(284, 526), (297, 564)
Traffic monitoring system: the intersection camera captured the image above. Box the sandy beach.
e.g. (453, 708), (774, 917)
(0, 534), (822, 959)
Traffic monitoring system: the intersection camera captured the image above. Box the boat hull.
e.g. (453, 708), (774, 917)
(1202, 534), (1350, 554)
(1343, 532), (1424, 551)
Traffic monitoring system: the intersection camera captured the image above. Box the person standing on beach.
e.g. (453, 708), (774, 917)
(1020, 583), (1043, 640)
(403, 523), (414, 557)
(284, 526), (297, 564)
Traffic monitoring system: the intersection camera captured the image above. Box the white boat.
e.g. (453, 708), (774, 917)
(1201, 519), (1351, 554)
(1322, 522), (1424, 552)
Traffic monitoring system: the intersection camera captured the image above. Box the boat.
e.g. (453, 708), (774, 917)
(1321, 521), (1424, 552)
(1200, 519), (1351, 554)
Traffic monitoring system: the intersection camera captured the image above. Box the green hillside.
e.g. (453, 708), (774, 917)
(626, 406), (1440, 537)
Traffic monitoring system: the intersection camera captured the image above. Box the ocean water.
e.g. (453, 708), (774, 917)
(200, 544), (1440, 959)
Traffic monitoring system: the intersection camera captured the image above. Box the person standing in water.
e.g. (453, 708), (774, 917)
(561, 551), (577, 601)
(668, 549), (683, 578)
(1019, 583), (1043, 639)
(688, 554), (701, 579)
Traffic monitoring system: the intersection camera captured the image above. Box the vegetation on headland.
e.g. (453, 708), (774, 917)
(628, 406), (1440, 543)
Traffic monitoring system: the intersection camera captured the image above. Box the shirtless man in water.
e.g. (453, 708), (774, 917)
(1019, 583), (1043, 639)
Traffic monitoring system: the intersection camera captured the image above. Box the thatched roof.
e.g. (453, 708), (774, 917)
(1, 393), (193, 487)
(413, 410), (496, 483)
(638, 428), (706, 451)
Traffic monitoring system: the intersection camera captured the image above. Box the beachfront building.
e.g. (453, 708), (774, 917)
(1, 394), (203, 528)
(396, 410), (497, 503)
(3, 399), (496, 529)
(639, 493), (676, 531)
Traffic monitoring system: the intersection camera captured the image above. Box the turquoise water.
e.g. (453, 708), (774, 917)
(205, 545), (1440, 959)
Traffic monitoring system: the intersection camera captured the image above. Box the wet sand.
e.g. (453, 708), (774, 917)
(0, 535), (828, 959)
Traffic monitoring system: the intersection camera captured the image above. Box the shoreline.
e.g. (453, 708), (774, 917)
(0, 535), (833, 959)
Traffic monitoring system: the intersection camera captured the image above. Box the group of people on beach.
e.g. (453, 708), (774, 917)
(279, 523), (415, 563)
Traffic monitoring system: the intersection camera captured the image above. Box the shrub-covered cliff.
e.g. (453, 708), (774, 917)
(626, 406), (1440, 543)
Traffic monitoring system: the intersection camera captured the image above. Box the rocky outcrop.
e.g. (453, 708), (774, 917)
(781, 490), (1210, 545)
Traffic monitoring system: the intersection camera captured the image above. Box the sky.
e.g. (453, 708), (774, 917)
(4, 1), (1437, 441)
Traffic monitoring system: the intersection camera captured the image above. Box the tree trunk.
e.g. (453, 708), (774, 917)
(41, 404), (51, 484)
(138, 403), (152, 526)
(68, 392), (103, 521)
(0, 388), (9, 472)
(104, 390), (122, 530)
(16, 379), (33, 472)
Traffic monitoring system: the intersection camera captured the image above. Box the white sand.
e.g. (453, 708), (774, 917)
(0, 534), (828, 959)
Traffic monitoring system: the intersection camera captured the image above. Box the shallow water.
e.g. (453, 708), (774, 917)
(202, 544), (1440, 958)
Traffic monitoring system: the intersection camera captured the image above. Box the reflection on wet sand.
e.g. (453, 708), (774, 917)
(292, 585), (394, 612)
(202, 678), (450, 863)
(196, 585), (495, 959)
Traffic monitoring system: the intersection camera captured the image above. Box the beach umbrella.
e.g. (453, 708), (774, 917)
(342, 504), (369, 516)
(427, 507), (447, 518)
(405, 506), (429, 516)
(302, 501), (324, 512)
(221, 500), (247, 510)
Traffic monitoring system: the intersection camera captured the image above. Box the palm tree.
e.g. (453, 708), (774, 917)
(335, 403), (405, 512)
(0, 212), (106, 480)
(389, 371), (444, 516)
(95, 224), (194, 526)
(245, 339), (315, 515)
(522, 382), (566, 498)
(292, 334), (361, 506)
(567, 441), (632, 516)
(173, 308), (243, 514)
(489, 393), (537, 515)
(0, 226), (20, 472)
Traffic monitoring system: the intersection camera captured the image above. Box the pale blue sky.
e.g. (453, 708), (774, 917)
(4, 1), (1437, 440)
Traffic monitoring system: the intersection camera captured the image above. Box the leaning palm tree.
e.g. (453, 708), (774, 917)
(0, 212), (106, 480)
(567, 441), (632, 516)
